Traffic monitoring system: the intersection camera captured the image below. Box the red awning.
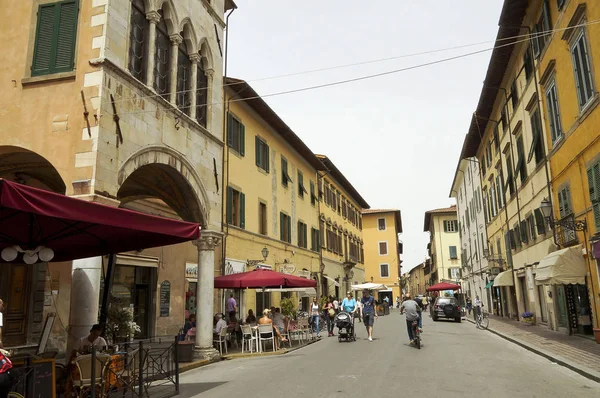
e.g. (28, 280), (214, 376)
(214, 268), (317, 289)
(0, 179), (200, 262)
(426, 282), (461, 292)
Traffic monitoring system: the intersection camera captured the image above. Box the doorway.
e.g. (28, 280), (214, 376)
(556, 285), (568, 328)
(537, 285), (548, 323)
(0, 264), (31, 347)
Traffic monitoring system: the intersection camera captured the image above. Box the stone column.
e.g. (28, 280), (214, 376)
(169, 34), (183, 106)
(205, 68), (214, 128)
(67, 256), (102, 354)
(145, 11), (160, 88)
(189, 54), (200, 120)
(192, 230), (223, 361)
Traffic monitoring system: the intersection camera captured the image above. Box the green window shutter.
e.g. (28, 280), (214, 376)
(239, 192), (245, 229)
(227, 113), (233, 147)
(449, 246), (457, 259)
(521, 220), (528, 243)
(588, 163), (600, 229)
(32, 4), (56, 76)
(534, 208), (546, 235)
(443, 221), (448, 232)
(304, 225), (308, 248)
(297, 222), (301, 246)
(557, 189), (565, 218)
(448, 268), (452, 279)
(280, 213), (284, 241)
(255, 136), (260, 167)
(239, 123), (245, 156)
(226, 186), (233, 224)
(54, 0), (78, 72)
(265, 144), (270, 172)
(288, 217), (292, 243)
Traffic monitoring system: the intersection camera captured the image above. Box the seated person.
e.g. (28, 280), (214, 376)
(245, 309), (257, 324)
(258, 309), (287, 349)
(183, 313), (196, 336)
(213, 313), (228, 340)
(228, 311), (242, 343)
(272, 308), (286, 335)
(70, 324), (107, 361)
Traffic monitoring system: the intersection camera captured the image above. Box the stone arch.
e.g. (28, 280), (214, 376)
(117, 145), (209, 225)
(198, 37), (214, 70)
(0, 146), (66, 194)
(179, 18), (198, 54)
(155, 0), (179, 35)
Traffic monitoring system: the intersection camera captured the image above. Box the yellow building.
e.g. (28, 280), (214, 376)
(0, 0), (232, 360)
(424, 206), (462, 286)
(537, 0), (600, 337)
(362, 209), (403, 301)
(316, 155), (370, 297)
(407, 263), (426, 299)
(224, 78), (324, 316)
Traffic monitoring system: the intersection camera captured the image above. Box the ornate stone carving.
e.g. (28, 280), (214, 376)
(146, 11), (160, 24)
(193, 230), (223, 251)
(189, 54), (201, 64)
(169, 34), (183, 45)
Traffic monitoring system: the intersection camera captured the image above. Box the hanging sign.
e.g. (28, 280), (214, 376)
(160, 280), (171, 317)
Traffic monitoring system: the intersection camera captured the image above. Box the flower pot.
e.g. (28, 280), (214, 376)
(178, 341), (195, 362)
(593, 328), (600, 344)
(523, 317), (535, 325)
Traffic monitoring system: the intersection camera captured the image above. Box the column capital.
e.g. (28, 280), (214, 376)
(146, 11), (160, 24)
(189, 54), (201, 64)
(205, 68), (215, 78)
(193, 230), (223, 251)
(169, 34), (183, 45)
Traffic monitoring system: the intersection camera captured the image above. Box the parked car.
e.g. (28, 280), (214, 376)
(431, 297), (461, 322)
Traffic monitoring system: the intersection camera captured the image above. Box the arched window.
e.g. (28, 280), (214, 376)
(196, 60), (207, 127)
(153, 10), (170, 100)
(176, 39), (191, 114)
(128, 0), (148, 83)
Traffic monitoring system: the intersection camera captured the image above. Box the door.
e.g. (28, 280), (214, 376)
(556, 285), (568, 328)
(2, 264), (30, 347)
(537, 285), (548, 323)
(134, 285), (150, 339)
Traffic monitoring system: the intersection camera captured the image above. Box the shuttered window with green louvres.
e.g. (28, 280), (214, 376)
(32, 1), (79, 76)
(557, 186), (572, 219)
(587, 161), (600, 230)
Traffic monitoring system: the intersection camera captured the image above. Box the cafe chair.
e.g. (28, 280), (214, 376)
(72, 353), (112, 398)
(214, 328), (228, 355)
(257, 324), (276, 352)
(240, 324), (257, 354)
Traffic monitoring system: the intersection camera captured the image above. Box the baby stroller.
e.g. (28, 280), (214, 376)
(334, 311), (356, 342)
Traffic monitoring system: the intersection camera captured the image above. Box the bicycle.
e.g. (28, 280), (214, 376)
(475, 308), (489, 330)
(411, 320), (421, 349)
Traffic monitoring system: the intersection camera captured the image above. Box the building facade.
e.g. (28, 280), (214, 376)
(537, 0), (600, 336)
(424, 206), (462, 286)
(407, 263), (425, 299)
(450, 158), (492, 310)
(317, 155), (369, 297)
(223, 78), (323, 316)
(0, 0), (233, 359)
(362, 209), (403, 301)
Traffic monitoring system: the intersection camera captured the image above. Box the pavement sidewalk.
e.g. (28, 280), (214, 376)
(466, 314), (600, 382)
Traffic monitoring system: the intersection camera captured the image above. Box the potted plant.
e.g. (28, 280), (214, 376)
(106, 300), (141, 344)
(522, 312), (535, 325)
(280, 297), (296, 319)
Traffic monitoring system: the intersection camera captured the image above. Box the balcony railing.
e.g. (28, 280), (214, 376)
(556, 214), (578, 247)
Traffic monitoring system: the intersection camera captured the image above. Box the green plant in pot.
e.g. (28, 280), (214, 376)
(280, 297), (296, 319)
(106, 299), (141, 344)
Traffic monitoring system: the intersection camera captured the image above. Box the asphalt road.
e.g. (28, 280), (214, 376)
(178, 310), (600, 397)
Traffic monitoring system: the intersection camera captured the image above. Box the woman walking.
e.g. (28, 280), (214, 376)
(310, 297), (321, 338)
(324, 297), (335, 337)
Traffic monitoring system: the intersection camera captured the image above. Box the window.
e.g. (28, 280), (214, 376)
(280, 213), (291, 243)
(332, 190), (338, 212)
(496, 169), (505, 209)
(176, 41), (191, 115)
(378, 242), (388, 255)
(297, 221), (307, 248)
(196, 62), (208, 127)
(259, 202), (267, 235)
(443, 220), (458, 232)
(298, 171), (307, 199)
(449, 246), (458, 259)
(515, 135), (527, 184)
(506, 153), (516, 195)
(557, 0), (566, 10)
(557, 186), (573, 218)
(532, 0), (552, 56)
(449, 268), (461, 280)
(501, 107), (508, 131)
(153, 12), (170, 99)
(545, 81), (563, 144)
(571, 31), (595, 110)
(310, 181), (317, 206)
(378, 218), (386, 231)
(255, 137), (269, 172)
(513, 224), (522, 249)
(493, 126), (500, 154)
(510, 80), (519, 110)
(486, 143), (492, 168)
(528, 214), (537, 241)
(490, 180), (497, 217)
(227, 113), (245, 155)
(281, 157), (292, 187)
(481, 155), (487, 177)
(128, 0), (148, 83)
(310, 228), (320, 252)
(226, 187), (245, 228)
(534, 208), (546, 235)
(587, 161), (600, 230)
(524, 46), (534, 81)
(528, 108), (545, 165)
(32, 0), (79, 76)
(380, 264), (390, 278)
(520, 220), (529, 244)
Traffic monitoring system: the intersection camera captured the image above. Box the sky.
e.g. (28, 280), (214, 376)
(226, 0), (504, 273)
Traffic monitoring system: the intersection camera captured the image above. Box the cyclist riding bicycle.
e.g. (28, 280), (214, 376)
(473, 295), (483, 320)
(400, 293), (421, 346)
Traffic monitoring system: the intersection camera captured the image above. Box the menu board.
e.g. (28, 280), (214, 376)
(160, 280), (171, 317)
(11, 358), (55, 398)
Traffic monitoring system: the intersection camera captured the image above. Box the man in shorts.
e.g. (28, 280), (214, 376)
(360, 290), (378, 341)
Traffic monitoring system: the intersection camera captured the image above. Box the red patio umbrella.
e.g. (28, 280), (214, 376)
(214, 268), (317, 289)
(426, 282), (461, 292)
(0, 179), (200, 262)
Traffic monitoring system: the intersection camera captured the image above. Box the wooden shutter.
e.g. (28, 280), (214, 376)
(534, 209), (545, 235)
(54, 1), (78, 71)
(32, 4), (56, 75)
(226, 186), (233, 224)
(227, 113), (233, 147)
(280, 213), (284, 241)
(297, 222), (302, 246)
(239, 192), (245, 229)
(449, 246), (457, 259)
(287, 216), (292, 243)
(303, 224), (307, 248)
(239, 123), (245, 156)
(255, 136), (261, 167)
(521, 220), (528, 244)
(443, 221), (448, 232)
(588, 162), (600, 229)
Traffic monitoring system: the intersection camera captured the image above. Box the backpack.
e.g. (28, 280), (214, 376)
(0, 350), (12, 374)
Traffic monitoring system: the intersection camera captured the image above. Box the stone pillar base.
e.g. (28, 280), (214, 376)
(193, 347), (221, 362)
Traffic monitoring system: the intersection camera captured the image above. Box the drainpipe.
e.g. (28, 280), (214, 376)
(316, 170), (331, 298)
(220, 7), (235, 277)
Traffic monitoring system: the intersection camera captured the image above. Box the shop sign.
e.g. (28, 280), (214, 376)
(225, 260), (245, 275)
(185, 263), (198, 279)
(297, 270), (311, 279)
(279, 264), (296, 275)
(160, 280), (171, 317)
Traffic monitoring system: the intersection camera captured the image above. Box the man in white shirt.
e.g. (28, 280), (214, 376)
(213, 313), (228, 336)
(0, 299), (4, 348)
(71, 324), (107, 361)
(333, 297), (339, 312)
(474, 295), (483, 319)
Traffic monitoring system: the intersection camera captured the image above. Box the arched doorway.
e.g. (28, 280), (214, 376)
(0, 146), (67, 346)
(115, 146), (208, 338)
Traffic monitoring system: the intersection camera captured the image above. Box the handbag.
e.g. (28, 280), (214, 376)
(328, 308), (335, 318)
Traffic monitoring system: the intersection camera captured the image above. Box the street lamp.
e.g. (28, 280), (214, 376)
(539, 198), (587, 245)
(247, 247), (269, 267)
